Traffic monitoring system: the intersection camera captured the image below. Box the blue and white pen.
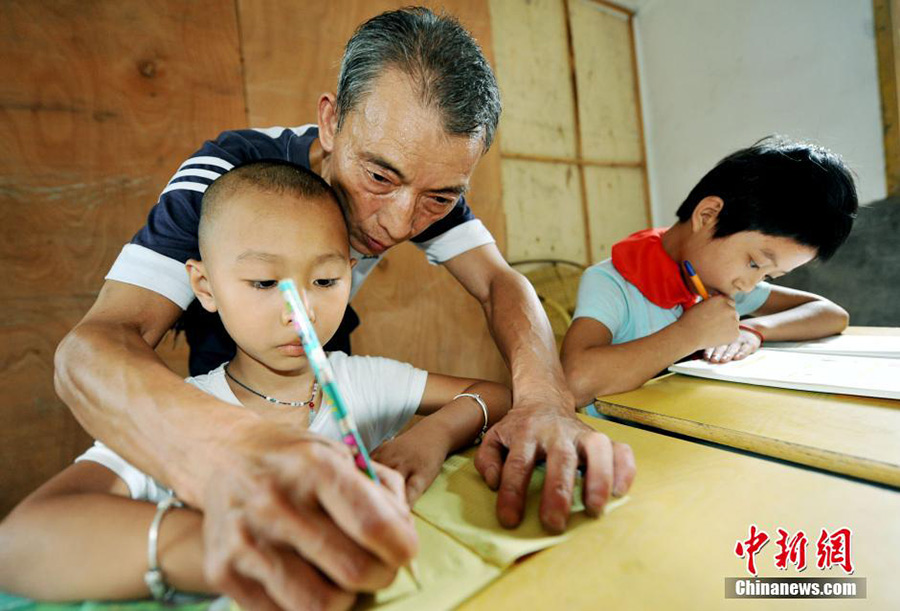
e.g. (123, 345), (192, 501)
(278, 279), (380, 481)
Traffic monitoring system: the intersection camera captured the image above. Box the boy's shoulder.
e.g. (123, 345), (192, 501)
(184, 362), (241, 406)
(580, 259), (639, 300)
(326, 351), (425, 381)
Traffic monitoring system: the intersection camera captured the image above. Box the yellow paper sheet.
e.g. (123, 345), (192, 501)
(412, 453), (627, 568)
(232, 451), (626, 611)
(358, 516), (501, 610)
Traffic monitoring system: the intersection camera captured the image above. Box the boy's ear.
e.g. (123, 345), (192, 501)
(186, 259), (218, 313)
(317, 92), (338, 154)
(691, 196), (724, 233)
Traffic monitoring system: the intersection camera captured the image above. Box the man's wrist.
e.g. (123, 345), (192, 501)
(169, 409), (263, 508)
(509, 383), (576, 414)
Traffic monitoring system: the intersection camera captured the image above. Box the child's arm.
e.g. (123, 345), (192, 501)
(561, 295), (741, 405)
(371, 375), (512, 503)
(704, 285), (849, 363)
(0, 462), (208, 601)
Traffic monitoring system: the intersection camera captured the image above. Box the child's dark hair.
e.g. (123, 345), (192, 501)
(675, 137), (858, 261)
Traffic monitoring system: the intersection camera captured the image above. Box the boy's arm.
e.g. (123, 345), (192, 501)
(0, 462), (208, 601)
(705, 285), (849, 363)
(415, 375), (513, 451)
(742, 285), (849, 341)
(371, 375), (512, 503)
(55, 282), (415, 609)
(561, 296), (741, 405)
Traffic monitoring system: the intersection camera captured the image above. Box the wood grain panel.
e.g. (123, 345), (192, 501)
(875, 0), (900, 195)
(0, 1), (247, 298)
(583, 166), (648, 261)
(0, 297), (94, 516)
(0, 0), (246, 514)
(568, 0), (642, 164)
(239, 0), (508, 380)
(487, 0), (577, 158)
(502, 160), (587, 264)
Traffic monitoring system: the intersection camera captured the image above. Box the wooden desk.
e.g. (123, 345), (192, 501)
(462, 416), (900, 610)
(595, 374), (900, 487)
(594, 328), (900, 487)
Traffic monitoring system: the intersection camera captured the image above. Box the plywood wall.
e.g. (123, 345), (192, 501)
(489, 0), (650, 265)
(0, 1), (246, 516)
(875, 0), (900, 196)
(0, 0), (503, 516)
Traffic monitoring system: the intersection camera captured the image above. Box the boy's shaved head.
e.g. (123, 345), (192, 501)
(199, 161), (341, 257)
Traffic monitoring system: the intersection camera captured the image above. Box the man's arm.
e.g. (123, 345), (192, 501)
(54, 280), (417, 609)
(442, 245), (636, 534)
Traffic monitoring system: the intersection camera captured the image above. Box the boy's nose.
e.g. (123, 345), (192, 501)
(281, 288), (316, 324)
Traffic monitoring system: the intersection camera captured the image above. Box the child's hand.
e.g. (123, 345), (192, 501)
(704, 326), (762, 363)
(678, 295), (740, 350)
(371, 428), (451, 505)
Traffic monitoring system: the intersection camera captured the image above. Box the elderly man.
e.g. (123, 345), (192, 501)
(55, 7), (635, 609)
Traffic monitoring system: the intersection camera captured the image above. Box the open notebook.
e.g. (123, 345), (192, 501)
(764, 334), (900, 359)
(669, 348), (900, 400)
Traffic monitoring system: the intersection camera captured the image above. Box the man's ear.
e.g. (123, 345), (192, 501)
(317, 92), (339, 154)
(691, 196), (724, 233)
(186, 259), (217, 313)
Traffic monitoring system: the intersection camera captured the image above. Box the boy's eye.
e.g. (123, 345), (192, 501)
(313, 278), (338, 288)
(250, 280), (278, 290)
(749, 259), (759, 270)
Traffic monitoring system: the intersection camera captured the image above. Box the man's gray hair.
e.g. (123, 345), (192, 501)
(336, 7), (502, 151)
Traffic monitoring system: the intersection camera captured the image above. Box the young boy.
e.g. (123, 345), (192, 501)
(562, 138), (858, 406)
(0, 161), (511, 601)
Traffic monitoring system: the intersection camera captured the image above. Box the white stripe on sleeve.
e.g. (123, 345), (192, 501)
(176, 156), (235, 172)
(105, 244), (196, 309)
(169, 168), (222, 182)
(414, 219), (496, 265)
(160, 181), (209, 196)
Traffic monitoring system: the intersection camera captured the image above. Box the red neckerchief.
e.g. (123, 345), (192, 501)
(611, 227), (699, 310)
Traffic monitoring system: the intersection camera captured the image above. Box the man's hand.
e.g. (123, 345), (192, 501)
(200, 419), (418, 611)
(474, 398), (636, 534)
(704, 326), (762, 363)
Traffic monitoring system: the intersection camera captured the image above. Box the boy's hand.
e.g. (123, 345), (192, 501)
(678, 295), (740, 350)
(704, 326), (762, 363)
(371, 428), (451, 505)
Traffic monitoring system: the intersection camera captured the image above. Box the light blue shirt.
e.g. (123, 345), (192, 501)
(573, 259), (772, 344)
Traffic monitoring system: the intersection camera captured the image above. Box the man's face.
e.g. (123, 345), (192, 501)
(321, 68), (485, 256)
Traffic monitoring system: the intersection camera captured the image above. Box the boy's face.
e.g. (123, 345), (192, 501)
(192, 190), (353, 373)
(319, 68), (483, 256)
(685, 197), (817, 297)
